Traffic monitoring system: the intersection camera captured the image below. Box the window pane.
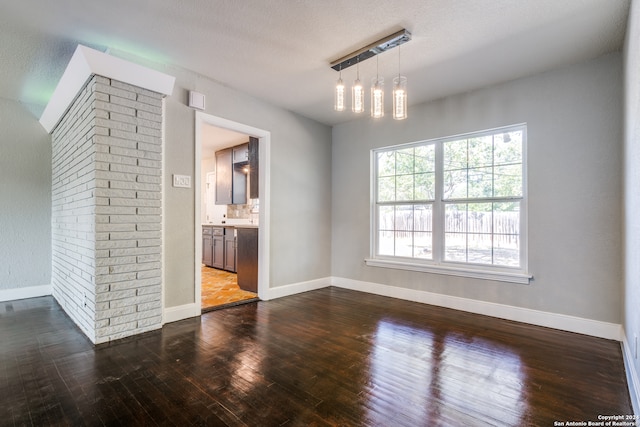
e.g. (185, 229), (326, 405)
(378, 230), (394, 256)
(414, 204), (432, 232)
(444, 169), (467, 199)
(445, 204), (467, 232)
(494, 164), (522, 197)
(467, 233), (492, 264)
(494, 202), (520, 267)
(493, 202), (520, 234)
(494, 131), (522, 165)
(467, 203), (492, 234)
(414, 232), (432, 259)
(494, 235), (520, 267)
(468, 136), (493, 168)
(445, 233), (466, 262)
(396, 148), (414, 175)
(415, 172), (435, 200)
(395, 231), (413, 257)
(377, 152), (395, 176)
(415, 145), (435, 173)
(378, 205), (395, 231)
(467, 167), (493, 198)
(378, 176), (395, 202)
(467, 204), (492, 265)
(396, 174), (414, 201)
(444, 139), (467, 171)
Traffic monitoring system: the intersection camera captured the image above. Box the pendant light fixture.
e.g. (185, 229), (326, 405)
(330, 29), (411, 119)
(352, 59), (364, 113)
(334, 65), (345, 112)
(392, 47), (407, 120)
(371, 56), (384, 118)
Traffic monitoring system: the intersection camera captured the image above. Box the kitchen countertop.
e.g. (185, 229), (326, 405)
(202, 223), (259, 229)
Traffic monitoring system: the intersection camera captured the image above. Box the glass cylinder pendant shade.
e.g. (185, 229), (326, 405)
(392, 76), (408, 120)
(335, 77), (345, 112)
(352, 78), (364, 113)
(371, 76), (384, 118)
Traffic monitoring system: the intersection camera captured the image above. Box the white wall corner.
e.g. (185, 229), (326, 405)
(331, 277), (622, 341)
(39, 44), (175, 133)
(622, 332), (640, 416)
(163, 303), (200, 325)
(0, 285), (52, 302)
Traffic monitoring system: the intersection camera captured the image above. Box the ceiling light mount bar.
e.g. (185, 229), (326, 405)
(330, 29), (412, 72)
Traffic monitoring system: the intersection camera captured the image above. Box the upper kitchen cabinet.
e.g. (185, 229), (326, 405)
(249, 137), (259, 199)
(233, 143), (249, 163)
(215, 148), (233, 205)
(216, 143), (249, 206)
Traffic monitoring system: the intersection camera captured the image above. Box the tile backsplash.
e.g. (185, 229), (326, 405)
(227, 204), (251, 219)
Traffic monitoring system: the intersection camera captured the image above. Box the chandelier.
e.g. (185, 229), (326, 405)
(332, 29), (411, 120)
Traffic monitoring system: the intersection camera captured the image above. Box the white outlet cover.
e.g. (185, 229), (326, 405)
(173, 174), (191, 188)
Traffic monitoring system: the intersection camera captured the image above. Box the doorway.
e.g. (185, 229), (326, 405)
(194, 112), (270, 313)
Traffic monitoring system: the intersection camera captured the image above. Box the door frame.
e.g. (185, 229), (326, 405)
(194, 112), (271, 310)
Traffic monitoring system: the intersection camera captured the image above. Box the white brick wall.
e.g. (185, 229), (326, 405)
(51, 75), (164, 344)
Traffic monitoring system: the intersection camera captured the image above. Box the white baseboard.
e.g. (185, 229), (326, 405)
(0, 285), (52, 302)
(622, 332), (640, 416)
(163, 302), (199, 324)
(264, 277), (331, 301)
(331, 277), (622, 341)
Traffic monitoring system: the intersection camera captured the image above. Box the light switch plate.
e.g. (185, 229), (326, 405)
(173, 174), (191, 188)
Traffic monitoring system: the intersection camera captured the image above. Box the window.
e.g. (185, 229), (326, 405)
(367, 124), (530, 284)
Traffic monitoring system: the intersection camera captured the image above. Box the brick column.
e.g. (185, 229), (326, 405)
(52, 75), (164, 344)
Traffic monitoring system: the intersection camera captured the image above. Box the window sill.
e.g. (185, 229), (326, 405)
(364, 258), (532, 285)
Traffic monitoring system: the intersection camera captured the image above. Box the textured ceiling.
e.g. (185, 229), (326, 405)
(0, 0), (630, 126)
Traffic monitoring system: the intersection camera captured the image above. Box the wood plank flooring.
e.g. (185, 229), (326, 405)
(0, 287), (633, 426)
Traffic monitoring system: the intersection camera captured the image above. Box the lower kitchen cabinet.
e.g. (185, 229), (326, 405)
(237, 227), (258, 293)
(203, 226), (236, 272)
(224, 230), (236, 273)
(202, 226), (224, 270)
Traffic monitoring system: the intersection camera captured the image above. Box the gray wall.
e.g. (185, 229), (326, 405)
(113, 50), (333, 308)
(623, 0), (640, 411)
(332, 53), (623, 324)
(0, 98), (51, 292)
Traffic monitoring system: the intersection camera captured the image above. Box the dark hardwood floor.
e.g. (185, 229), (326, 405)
(0, 287), (633, 426)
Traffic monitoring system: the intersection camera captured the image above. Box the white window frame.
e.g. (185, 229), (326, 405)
(365, 124), (532, 284)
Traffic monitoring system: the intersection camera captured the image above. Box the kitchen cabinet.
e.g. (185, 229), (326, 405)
(233, 143), (248, 164)
(203, 226), (236, 272)
(237, 227), (258, 293)
(249, 137), (259, 199)
(215, 144), (247, 205)
(224, 229), (236, 272)
(215, 148), (232, 205)
(232, 164), (247, 205)
(202, 226), (224, 270)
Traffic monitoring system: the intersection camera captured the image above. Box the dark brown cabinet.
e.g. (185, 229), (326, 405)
(202, 226), (224, 270)
(237, 227), (258, 293)
(233, 143), (248, 163)
(216, 144), (248, 205)
(248, 137), (259, 199)
(203, 226), (236, 272)
(224, 230), (236, 272)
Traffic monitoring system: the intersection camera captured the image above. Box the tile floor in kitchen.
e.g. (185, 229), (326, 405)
(201, 265), (258, 312)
